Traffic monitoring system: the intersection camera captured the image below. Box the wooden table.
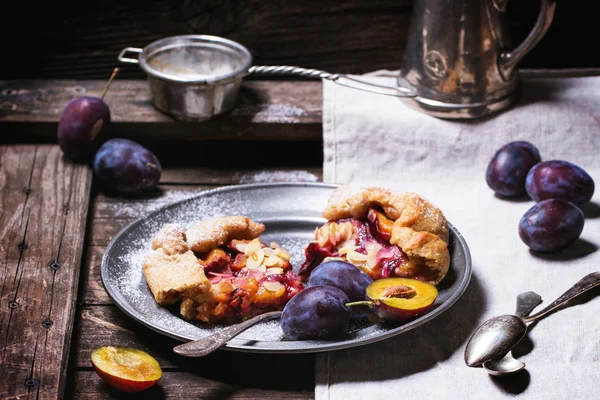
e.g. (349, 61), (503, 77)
(0, 80), (323, 399)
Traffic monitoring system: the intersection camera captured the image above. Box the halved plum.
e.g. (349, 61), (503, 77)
(91, 346), (162, 392)
(362, 278), (438, 321)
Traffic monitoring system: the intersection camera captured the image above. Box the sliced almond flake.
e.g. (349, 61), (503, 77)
(244, 238), (262, 256)
(367, 250), (379, 270)
(263, 256), (280, 267)
(329, 223), (338, 246)
(263, 281), (285, 292)
(266, 267), (284, 275)
(263, 247), (276, 258)
(246, 248), (265, 269)
(257, 264), (267, 273)
(338, 238), (356, 250)
(338, 246), (357, 255)
(274, 247), (291, 261)
(316, 225), (329, 247)
(347, 250), (368, 264)
(340, 222), (354, 241)
(270, 242), (280, 249)
(235, 243), (248, 253)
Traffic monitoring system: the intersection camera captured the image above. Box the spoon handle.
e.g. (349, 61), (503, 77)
(514, 291), (543, 318)
(172, 311), (282, 357)
(523, 272), (600, 323)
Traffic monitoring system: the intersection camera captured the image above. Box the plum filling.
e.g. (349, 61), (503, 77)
(193, 239), (303, 323)
(300, 209), (424, 282)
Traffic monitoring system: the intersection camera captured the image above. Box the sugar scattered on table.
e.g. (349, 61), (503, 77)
(235, 170), (319, 184)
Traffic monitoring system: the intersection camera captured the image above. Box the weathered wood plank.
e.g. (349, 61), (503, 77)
(0, 80), (322, 141)
(72, 306), (315, 378)
(0, 145), (92, 399)
(0, 1), (594, 81)
(69, 370), (313, 399)
(1, 0), (412, 80)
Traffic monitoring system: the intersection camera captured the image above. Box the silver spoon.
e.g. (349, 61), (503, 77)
(465, 271), (600, 369)
(482, 291), (542, 376)
(172, 311), (282, 357)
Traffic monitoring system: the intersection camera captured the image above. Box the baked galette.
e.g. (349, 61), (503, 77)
(143, 216), (303, 323)
(299, 186), (450, 285)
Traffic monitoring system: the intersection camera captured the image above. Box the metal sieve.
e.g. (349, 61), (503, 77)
(118, 34), (414, 121)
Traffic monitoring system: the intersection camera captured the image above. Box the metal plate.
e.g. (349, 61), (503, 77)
(101, 183), (472, 354)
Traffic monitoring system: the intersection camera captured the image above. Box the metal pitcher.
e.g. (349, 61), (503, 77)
(397, 0), (556, 118)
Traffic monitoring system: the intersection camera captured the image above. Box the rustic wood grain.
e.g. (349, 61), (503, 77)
(69, 370), (313, 399)
(1, 0), (412, 80)
(0, 1), (594, 81)
(0, 80), (322, 141)
(72, 306), (316, 377)
(72, 167), (323, 398)
(0, 145), (92, 399)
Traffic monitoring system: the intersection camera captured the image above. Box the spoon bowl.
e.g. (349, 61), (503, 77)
(483, 354), (526, 376)
(464, 314), (527, 367)
(465, 272), (600, 370)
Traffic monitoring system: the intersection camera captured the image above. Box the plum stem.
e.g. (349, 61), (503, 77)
(101, 67), (119, 100)
(344, 301), (375, 308)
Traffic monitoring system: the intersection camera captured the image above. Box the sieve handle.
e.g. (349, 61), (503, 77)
(118, 47), (142, 64)
(248, 65), (416, 98)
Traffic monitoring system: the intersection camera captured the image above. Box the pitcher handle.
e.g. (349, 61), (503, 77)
(498, 0), (556, 80)
(248, 65), (416, 98)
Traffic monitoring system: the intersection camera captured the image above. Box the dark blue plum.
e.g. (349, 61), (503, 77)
(307, 260), (373, 302)
(281, 286), (350, 340)
(525, 160), (595, 206)
(518, 199), (584, 252)
(58, 96), (110, 161)
(486, 141), (541, 197)
(93, 139), (161, 195)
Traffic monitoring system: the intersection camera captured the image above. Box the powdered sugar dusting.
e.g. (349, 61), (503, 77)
(232, 103), (307, 123)
(235, 170), (319, 184)
(102, 184), (397, 348)
(100, 190), (200, 219)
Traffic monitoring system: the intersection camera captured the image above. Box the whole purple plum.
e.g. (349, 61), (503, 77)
(518, 199), (584, 252)
(58, 97), (110, 161)
(525, 160), (594, 205)
(485, 141), (541, 197)
(93, 139), (161, 195)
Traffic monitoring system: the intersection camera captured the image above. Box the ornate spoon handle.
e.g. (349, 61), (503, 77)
(515, 291), (543, 318)
(173, 311), (282, 357)
(523, 272), (600, 323)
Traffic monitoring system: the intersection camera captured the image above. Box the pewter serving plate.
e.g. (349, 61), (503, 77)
(102, 183), (472, 353)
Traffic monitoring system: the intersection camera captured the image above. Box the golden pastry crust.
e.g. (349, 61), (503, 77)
(323, 186), (449, 243)
(142, 249), (211, 305)
(186, 216), (265, 253)
(322, 186), (450, 285)
(152, 224), (189, 255)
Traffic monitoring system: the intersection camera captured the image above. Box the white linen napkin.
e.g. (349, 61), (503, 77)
(317, 71), (600, 400)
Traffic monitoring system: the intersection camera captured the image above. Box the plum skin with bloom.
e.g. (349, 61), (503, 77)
(525, 160), (595, 206)
(280, 285), (351, 339)
(307, 260), (373, 302)
(485, 141), (541, 197)
(518, 198), (584, 252)
(58, 96), (110, 160)
(93, 138), (162, 195)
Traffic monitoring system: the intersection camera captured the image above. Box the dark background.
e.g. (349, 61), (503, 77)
(0, 0), (593, 79)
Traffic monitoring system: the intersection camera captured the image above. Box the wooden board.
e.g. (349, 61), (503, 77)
(0, 145), (92, 399)
(70, 166), (322, 398)
(0, 1), (594, 80)
(69, 371), (313, 399)
(0, 80), (322, 141)
(1, 0), (412, 80)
